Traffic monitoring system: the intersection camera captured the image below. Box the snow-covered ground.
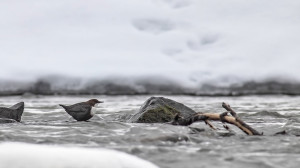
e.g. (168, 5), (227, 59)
(1, 0), (299, 90)
(0, 142), (158, 168)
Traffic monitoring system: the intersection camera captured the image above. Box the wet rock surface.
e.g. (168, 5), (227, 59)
(0, 102), (24, 122)
(128, 97), (196, 123)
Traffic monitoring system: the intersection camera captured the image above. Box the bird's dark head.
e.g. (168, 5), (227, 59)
(86, 99), (104, 106)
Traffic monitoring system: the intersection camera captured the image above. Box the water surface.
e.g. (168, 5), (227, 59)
(1, 95), (300, 168)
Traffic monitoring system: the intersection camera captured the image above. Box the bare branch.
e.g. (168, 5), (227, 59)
(222, 102), (237, 118)
(171, 103), (262, 136)
(222, 102), (262, 135)
(204, 120), (217, 130)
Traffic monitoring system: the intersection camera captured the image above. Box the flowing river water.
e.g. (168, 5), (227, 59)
(0, 95), (300, 168)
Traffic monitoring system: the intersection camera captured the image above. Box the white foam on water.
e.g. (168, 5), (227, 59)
(0, 142), (158, 168)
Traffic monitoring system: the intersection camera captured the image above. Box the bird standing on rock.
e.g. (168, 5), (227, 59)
(59, 99), (103, 121)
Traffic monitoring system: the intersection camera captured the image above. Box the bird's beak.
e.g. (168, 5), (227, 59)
(95, 101), (103, 107)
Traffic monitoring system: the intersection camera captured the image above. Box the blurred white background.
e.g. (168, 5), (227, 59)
(1, 0), (299, 86)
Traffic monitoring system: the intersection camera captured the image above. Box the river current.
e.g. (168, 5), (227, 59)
(0, 95), (300, 168)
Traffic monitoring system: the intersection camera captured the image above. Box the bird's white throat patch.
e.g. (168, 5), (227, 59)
(95, 104), (102, 108)
(90, 107), (97, 116)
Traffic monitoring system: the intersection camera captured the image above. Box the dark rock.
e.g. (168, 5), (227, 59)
(198, 81), (300, 96)
(84, 82), (138, 95)
(31, 81), (51, 95)
(2, 78), (300, 96)
(0, 102), (24, 122)
(128, 97), (196, 123)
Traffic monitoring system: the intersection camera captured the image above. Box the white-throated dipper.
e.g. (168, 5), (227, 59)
(59, 99), (103, 121)
(0, 102), (24, 122)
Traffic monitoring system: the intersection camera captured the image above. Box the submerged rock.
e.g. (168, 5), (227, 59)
(129, 97), (196, 123)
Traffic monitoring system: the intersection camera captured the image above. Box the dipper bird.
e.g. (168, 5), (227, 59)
(0, 102), (24, 122)
(59, 99), (103, 121)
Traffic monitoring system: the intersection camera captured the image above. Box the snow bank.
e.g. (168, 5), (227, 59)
(0, 142), (158, 168)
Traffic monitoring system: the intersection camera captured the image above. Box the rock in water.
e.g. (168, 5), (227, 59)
(129, 97), (196, 123)
(0, 102), (24, 122)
